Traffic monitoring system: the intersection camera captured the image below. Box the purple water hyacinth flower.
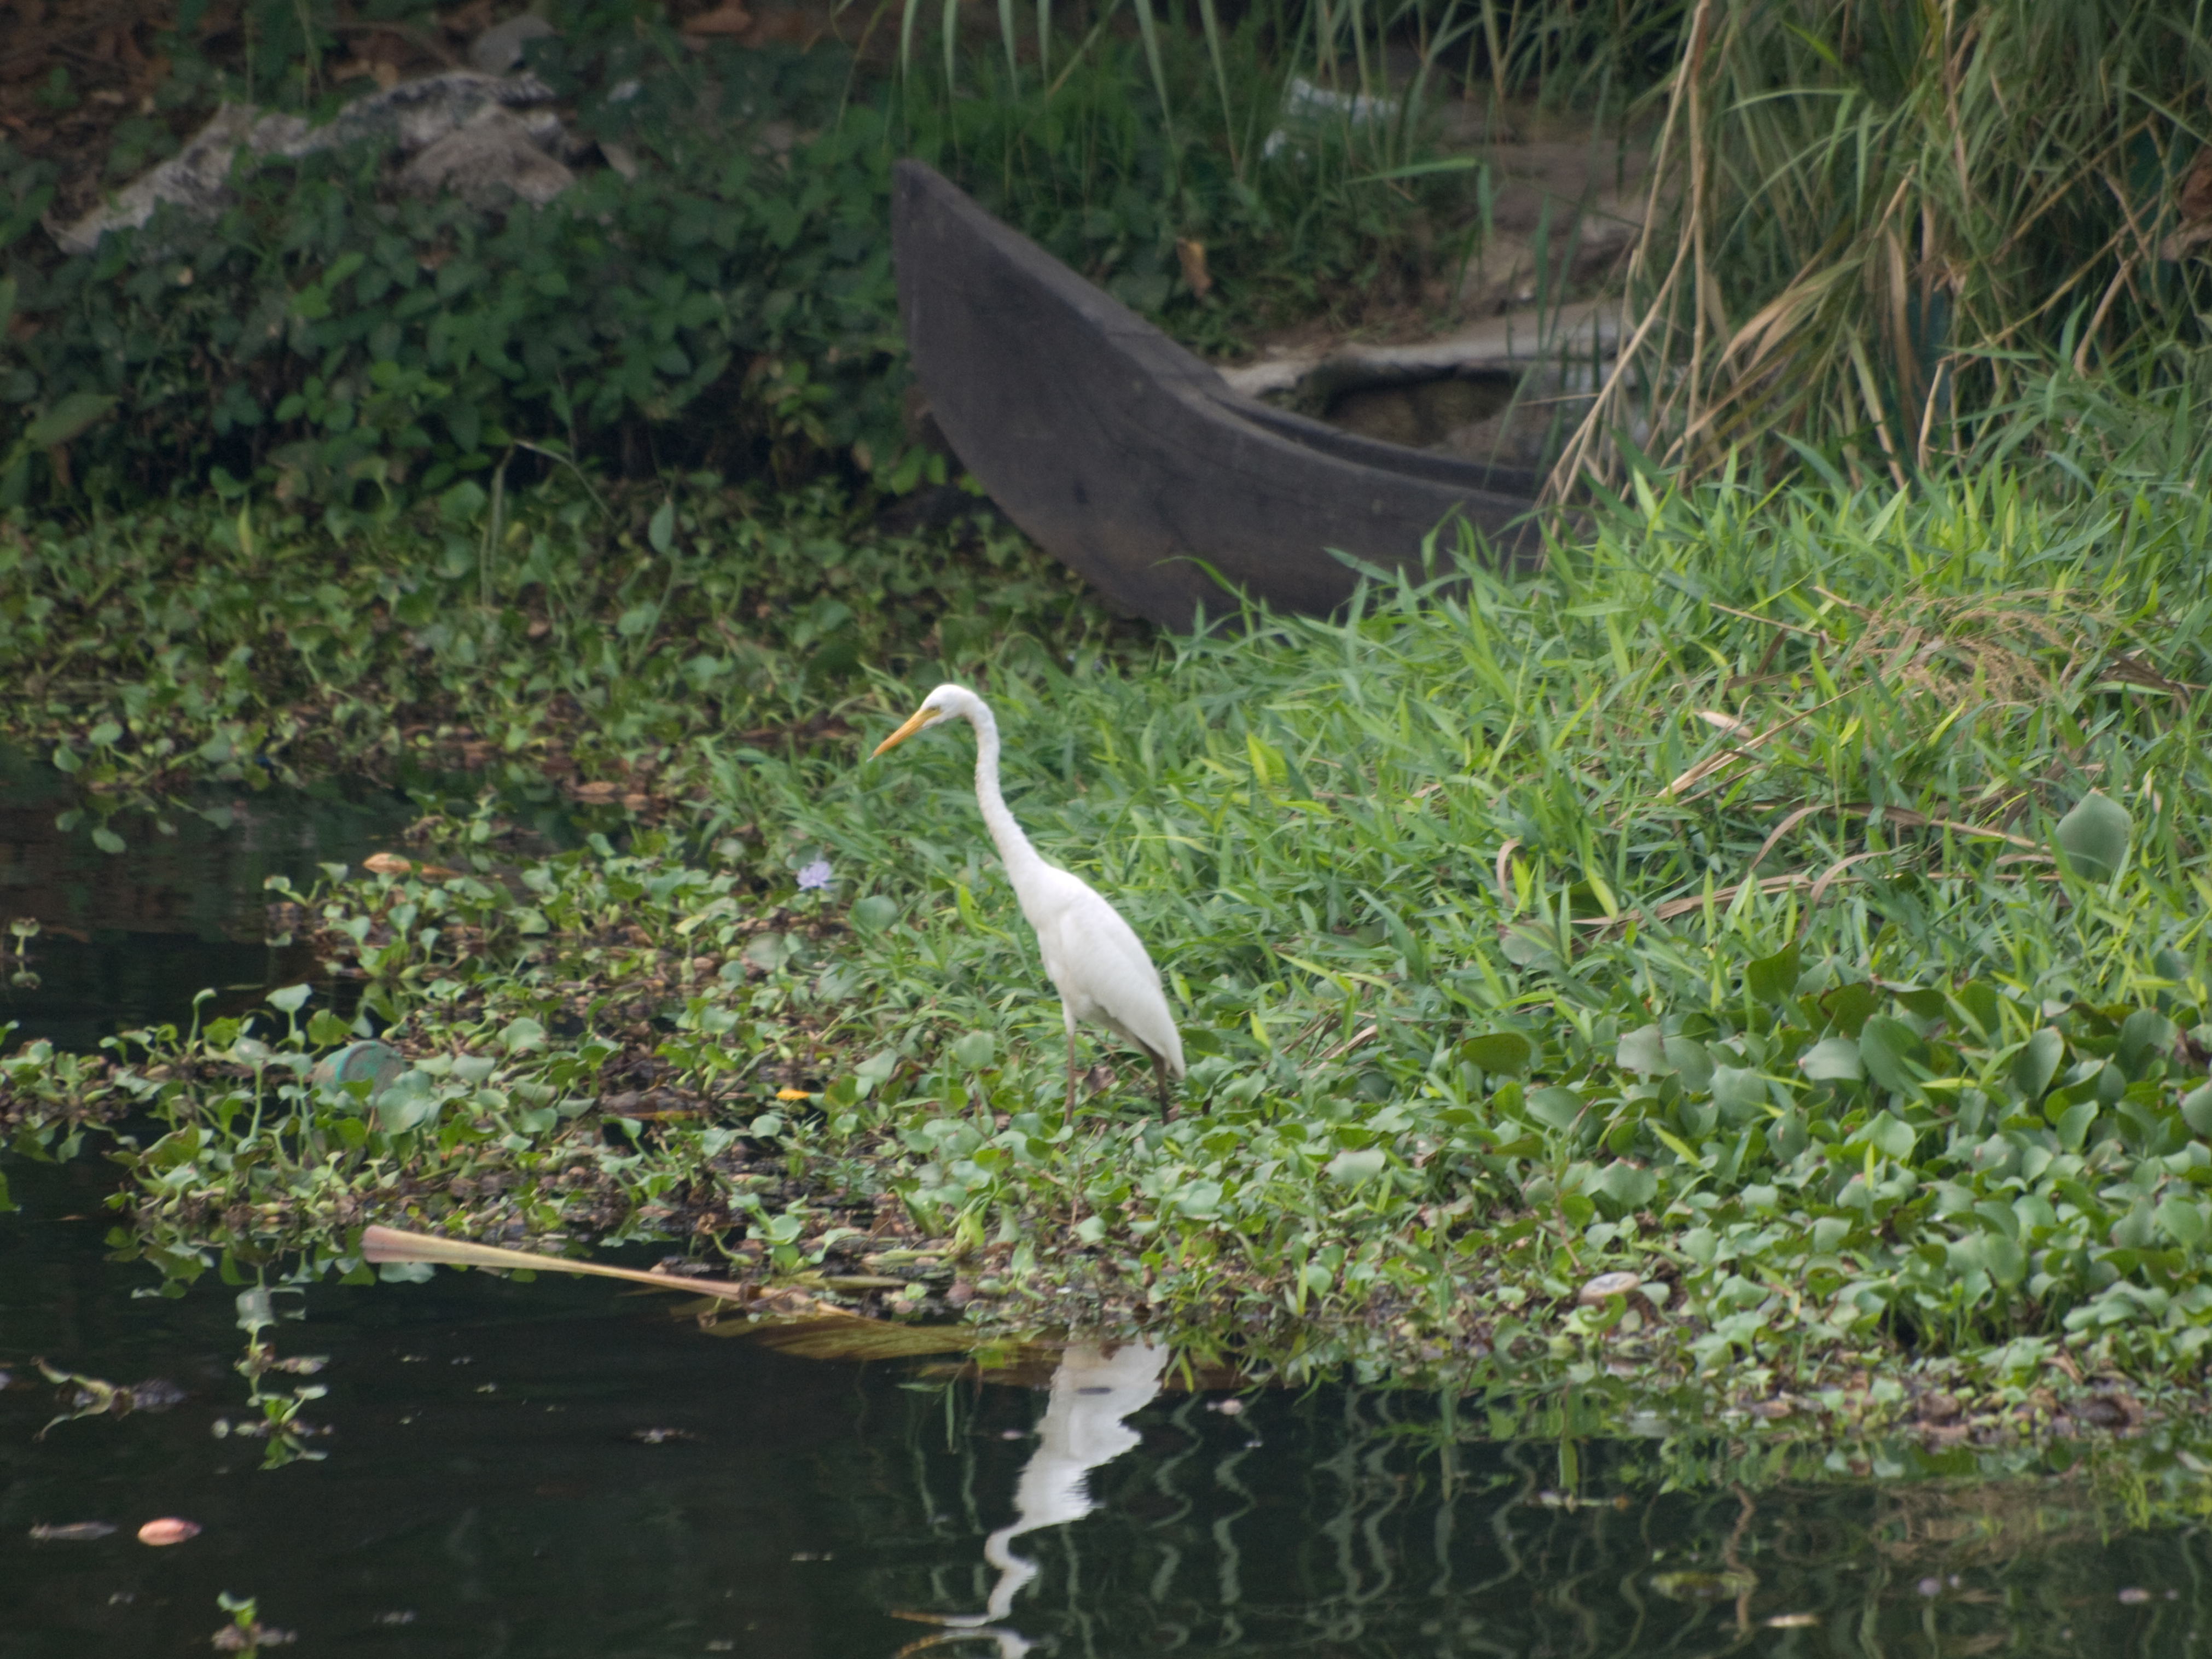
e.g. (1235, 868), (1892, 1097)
(796, 859), (833, 891)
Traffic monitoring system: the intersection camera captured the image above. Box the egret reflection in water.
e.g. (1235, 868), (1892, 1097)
(900, 1340), (1169, 1655)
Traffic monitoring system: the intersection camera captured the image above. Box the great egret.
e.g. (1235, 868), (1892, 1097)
(872, 685), (1187, 1118)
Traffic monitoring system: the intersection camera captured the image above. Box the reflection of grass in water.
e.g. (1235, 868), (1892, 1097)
(854, 1375), (2212, 1655)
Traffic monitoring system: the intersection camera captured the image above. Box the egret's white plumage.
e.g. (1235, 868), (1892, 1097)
(872, 685), (1186, 1116)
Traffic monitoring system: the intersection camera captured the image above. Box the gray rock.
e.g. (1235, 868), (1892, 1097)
(288, 68), (556, 155)
(470, 14), (558, 75)
(49, 103), (263, 256)
(51, 71), (559, 254)
(397, 107), (575, 209)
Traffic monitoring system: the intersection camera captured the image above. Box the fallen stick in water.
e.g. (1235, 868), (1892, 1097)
(361, 1224), (757, 1303)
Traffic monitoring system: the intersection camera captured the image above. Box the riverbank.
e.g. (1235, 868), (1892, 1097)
(6, 452), (2212, 1444)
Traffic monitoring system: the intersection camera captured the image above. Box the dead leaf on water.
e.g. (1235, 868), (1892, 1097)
(735, 1315), (999, 1363)
(362, 852), (460, 878)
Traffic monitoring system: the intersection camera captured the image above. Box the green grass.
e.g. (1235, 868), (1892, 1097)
(11, 446), (2212, 1417)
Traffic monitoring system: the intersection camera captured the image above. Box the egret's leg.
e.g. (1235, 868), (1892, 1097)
(1064, 1005), (1079, 1117)
(1152, 1051), (1172, 1120)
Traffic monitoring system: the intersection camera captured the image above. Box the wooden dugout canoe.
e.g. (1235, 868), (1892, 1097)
(891, 159), (1549, 632)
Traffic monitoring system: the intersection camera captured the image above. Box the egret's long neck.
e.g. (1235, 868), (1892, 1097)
(969, 704), (1046, 880)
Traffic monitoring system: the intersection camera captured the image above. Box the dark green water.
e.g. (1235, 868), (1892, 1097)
(4, 769), (2212, 1657)
(0, 753), (425, 1052)
(3, 1158), (2210, 1658)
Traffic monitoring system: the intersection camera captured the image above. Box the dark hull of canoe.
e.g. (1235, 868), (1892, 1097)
(892, 160), (1546, 631)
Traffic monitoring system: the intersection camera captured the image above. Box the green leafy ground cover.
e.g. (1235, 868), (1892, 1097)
(9, 454), (2212, 1437)
(0, 0), (1499, 508)
(0, 481), (1134, 836)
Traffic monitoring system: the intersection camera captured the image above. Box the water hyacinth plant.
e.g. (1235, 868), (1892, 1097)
(7, 441), (2212, 1411)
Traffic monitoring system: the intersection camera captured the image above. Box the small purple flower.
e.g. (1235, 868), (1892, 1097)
(796, 858), (833, 892)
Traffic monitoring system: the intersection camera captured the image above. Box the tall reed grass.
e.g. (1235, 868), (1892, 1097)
(1552, 0), (2212, 489)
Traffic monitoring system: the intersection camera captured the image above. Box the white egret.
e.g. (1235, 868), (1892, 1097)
(871, 684), (1186, 1118)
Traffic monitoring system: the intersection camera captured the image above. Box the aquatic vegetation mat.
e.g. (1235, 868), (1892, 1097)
(9, 459), (2212, 1424)
(0, 481), (1137, 837)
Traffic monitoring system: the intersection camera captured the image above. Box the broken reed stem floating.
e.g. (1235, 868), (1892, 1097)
(360, 1223), (757, 1303)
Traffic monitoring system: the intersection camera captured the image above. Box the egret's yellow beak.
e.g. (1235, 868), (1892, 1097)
(872, 707), (936, 758)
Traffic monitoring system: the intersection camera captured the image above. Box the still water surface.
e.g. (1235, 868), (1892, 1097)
(2, 774), (2209, 1657)
(4, 1159), (2209, 1658)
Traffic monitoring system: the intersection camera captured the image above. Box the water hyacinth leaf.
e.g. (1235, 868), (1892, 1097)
(1526, 1087), (1583, 1133)
(1800, 1037), (1863, 1082)
(1954, 980), (2002, 1038)
(1497, 924), (1561, 970)
(1617, 1024), (1667, 1075)
(1675, 1093), (1717, 1138)
(1856, 1111), (1918, 1161)
(1173, 1178), (1224, 1218)
(501, 1016), (547, 1054)
(951, 1031), (996, 1070)
(375, 1071), (444, 1133)
(1822, 981), (1879, 1038)
(2156, 1195), (2209, 1247)
(1711, 1066), (1769, 1120)
(2182, 1081), (2212, 1138)
(743, 932), (794, 972)
(648, 498), (676, 557)
(1595, 1161), (1658, 1212)
(2117, 1008), (2176, 1076)
(1744, 943), (1799, 1005)
(1458, 1031), (1532, 1076)
(1663, 1035), (1714, 1093)
(1326, 1148), (1386, 1184)
(2112, 1200), (2158, 1250)
(1892, 986), (1946, 1022)
(2053, 1100), (2100, 1151)
(1980, 1232), (2027, 1287)
(1857, 1016), (1924, 1095)
(266, 983), (312, 1016)
(850, 894), (901, 934)
(2013, 1029), (2065, 1101)
(2054, 790), (2130, 880)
